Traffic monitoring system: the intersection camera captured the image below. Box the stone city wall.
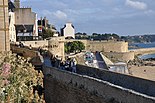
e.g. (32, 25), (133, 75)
(18, 39), (128, 55)
(130, 48), (155, 56)
(43, 67), (155, 103)
(48, 37), (65, 60)
(19, 40), (48, 48)
(65, 40), (128, 53)
(11, 45), (37, 58)
(76, 65), (155, 97)
(103, 51), (135, 62)
(87, 41), (128, 52)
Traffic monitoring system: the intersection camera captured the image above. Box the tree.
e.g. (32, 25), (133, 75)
(112, 33), (119, 40)
(70, 41), (78, 53)
(77, 41), (85, 52)
(39, 27), (54, 39)
(65, 41), (85, 54)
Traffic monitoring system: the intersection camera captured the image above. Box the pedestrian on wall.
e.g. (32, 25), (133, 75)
(29, 45), (32, 50)
(59, 61), (64, 70)
(72, 58), (77, 73)
(38, 47), (42, 54)
(56, 55), (62, 68)
(64, 59), (70, 71)
(50, 55), (56, 67)
(69, 59), (74, 72)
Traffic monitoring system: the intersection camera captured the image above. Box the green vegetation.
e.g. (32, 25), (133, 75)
(0, 52), (44, 102)
(121, 35), (155, 43)
(75, 32), (155, 43)
(65, 41), (85, 54)
(39, 27), (54, 39)
(75, 32), (120, 40)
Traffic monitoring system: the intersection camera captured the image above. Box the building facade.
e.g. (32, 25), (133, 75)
(14, 8), (38, 38)
(8, 0), (16, 42)
(9, 12), (16, 42)
(8, 0), (38, 41)
(13, 0), (38, 41)
(0, 0), (10, 51)
(61, 22), (75, 39)
(38, 17), (59, 38)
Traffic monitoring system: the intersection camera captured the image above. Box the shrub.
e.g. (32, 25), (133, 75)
(0, 52), (44, 102)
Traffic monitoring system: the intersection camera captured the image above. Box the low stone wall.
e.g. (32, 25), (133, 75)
(11, 45), (37, 58)
(18, 40), (48, 48)
(104, 51), (135, 62)
(43, 67), (155, 103)
(76, 65), (155, 97)
(130, 48), (155, 56)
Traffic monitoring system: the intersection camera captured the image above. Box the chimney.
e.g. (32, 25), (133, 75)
(14, 0), (20, 8)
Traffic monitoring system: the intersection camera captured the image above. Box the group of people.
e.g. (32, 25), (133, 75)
(18, 42), (24, 48)
(50, 55), (77, 73)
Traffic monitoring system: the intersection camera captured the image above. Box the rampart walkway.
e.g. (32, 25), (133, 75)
(95, 52), (108, 69)
(130, 48), (155, 56)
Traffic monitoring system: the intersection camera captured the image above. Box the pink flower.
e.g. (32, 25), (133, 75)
(2, 63), (11, 78)
(2, 79), (10, 86)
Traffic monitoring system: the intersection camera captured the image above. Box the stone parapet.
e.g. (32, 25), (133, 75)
(43, 66), (155, 103)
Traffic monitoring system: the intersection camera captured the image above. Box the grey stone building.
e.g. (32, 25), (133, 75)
(14, 0), (38, 41)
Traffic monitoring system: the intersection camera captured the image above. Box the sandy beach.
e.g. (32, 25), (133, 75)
(129, 65), (155, 81)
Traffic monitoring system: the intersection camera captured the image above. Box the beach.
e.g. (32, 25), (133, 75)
(129, 64), (155, 81)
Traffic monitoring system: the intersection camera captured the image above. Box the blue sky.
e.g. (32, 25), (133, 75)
(20, 0), (155, 35)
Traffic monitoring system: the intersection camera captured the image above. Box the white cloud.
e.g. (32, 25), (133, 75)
(144, 10), (155, 15)
(125, 0), (147, 10)
(53, 10), (67, 20)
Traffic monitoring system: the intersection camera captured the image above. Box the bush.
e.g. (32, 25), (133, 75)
(0, 52), (44, 102)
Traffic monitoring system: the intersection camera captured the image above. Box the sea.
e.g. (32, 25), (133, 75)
(130, 42), (155, 59)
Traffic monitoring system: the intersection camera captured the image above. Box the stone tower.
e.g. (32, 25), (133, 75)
(14, 0), (20, 8)
(48, 37), (65, 60)
(0, 0), (10, 51)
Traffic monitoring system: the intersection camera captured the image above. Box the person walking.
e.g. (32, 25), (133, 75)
(72, 58), (77, 73)
(50, 55), (56, 67)
(59, 61), (64, 70)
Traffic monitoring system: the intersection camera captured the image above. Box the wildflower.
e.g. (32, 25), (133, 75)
(2, 79), (10, 86)
(2, 63), (11, 78)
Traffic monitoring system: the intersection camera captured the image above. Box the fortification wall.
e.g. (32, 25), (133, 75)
(65, 40), (128, 53)
(87, 41), (128, 52)
(48, 37), (65, 60)
(11, 45), (37, 58)
(76, 65), (155, 97)
(43, 67), (155, 103)
(19, 40), (48, 48)
(130, 48), (155, 56)
(104, 51), (135, 62)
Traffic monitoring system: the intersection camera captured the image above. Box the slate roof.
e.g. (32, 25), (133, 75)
(8, 0), (16, 12)
(15, 25), (33, 33)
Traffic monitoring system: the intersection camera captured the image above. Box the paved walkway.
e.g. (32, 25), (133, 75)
(95, 52), (108, 69)
(43, 56), (52, 67)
